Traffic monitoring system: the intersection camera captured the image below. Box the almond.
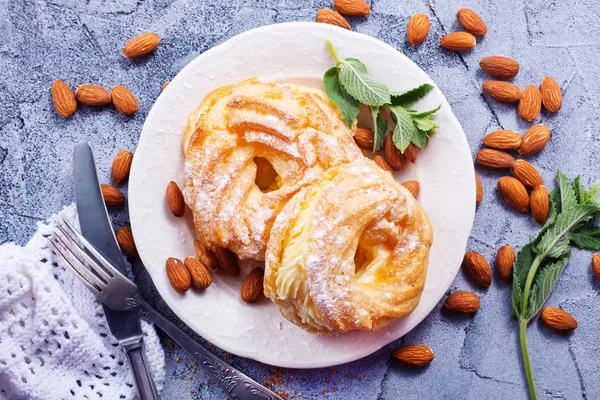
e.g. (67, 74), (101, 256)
(440, 32), (476, 52)
(540, 306), (578, 331)
(475, 172), (483, 205)
(457, 8), (487, 36)
(112, 85), (139, 116)
(404, 143), (418, 163)
(518, 85), (542, 122)
(407, 14), (430, 46)
(333, 0), (370, 16)
(497, 176), (530, 212)
(100, 184), (125, 206)
(211, 246), (240, 276)
(402, 180), (420, 198)
(479, 56), (520, 80)
(51, 80), (77, 117)
(393, 345), (434, 367)
(385, 132), (406, 170)
(373, 155), (394, 174)
(592, 253), (600, 280)
(496, 245), (515, 283)
(166, 181), (185, 217)
(540, 76), (562, 113)
(162, 81), (170, 91)
(75, 84), (112, 106)
(444, 291), (480, 313)
(122, 32), (161, 58)
(194, 239), (218, 271)
(512, 160), (543, 188)
(316, 8), (350, 30)
(463, 251), (492, 288)
(530, 185), (549, 224)
(353, 127), (374, 150)
(184, 256), (212, 290)
(482, 81), (522, 103)
(482, 130), (522, 150)
(166, 257), (190, 293)
(240, 268), (264, 303)
(115, 226), (138, 258)
(518, 124), (551, 155)
(475, 148), (516, 169)
(111, 149), (133, 184)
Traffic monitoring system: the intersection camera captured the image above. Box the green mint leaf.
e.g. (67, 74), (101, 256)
(411, 128), (429, 149)
(371, 107), (388, 152)
(545, 188), (560, 228)
(556, 169), (578, 212)
(408, 104), (441, 118)
(412, 117), (439, 132)
(512, 275), (524, 318)
(390, 84), (435, 107)
(323, 66), (359, 127)
(387, 105), (415, 152)
(338, 58), (391, 107)
(571, 224), (600, 249)
(526, 252), (571, 320)
(573, 175), (584, 204)
(582, 181), (600, 206)
(513, 241), (537, 302)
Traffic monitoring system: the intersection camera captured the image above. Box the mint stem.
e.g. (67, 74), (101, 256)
(521, 256), (542, 317)
(326, 40), (341, 64)
(519, 319), (537, 400)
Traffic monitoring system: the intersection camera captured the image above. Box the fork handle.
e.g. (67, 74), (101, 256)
(139, 301), (282, 400)
(121, 337), (160, 400)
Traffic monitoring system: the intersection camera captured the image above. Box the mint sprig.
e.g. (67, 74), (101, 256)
(324, 66), (359, 126)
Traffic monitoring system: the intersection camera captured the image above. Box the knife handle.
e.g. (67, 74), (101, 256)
(121, 338), (160, 400)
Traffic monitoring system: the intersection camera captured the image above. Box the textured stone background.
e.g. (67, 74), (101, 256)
(1, 0), (599, 399)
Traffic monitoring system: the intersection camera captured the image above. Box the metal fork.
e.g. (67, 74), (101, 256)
(49, 221), (283, 400)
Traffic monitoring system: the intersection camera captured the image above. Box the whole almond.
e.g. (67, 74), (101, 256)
(497, 176), (530, 212)
(76, 84), (112, 106)
(479, 56), (520, 80)
(518, 124), (551, 155)
(404, 144), (418, 163)
(166, 181), (185, 217)
(407, 14), (430, 46)
(457, 8), (487, 35)
(112, 85), (139, 116)
(482, 130), (522, 150)
(184, 256), (212, 290)
(211, 246), (240, 276)
(402, 180), (420, 198)
(475, 173), (483, 205)
(540, 306), (578, 331)
(496, 245), (515, 283)
(512, 160), (543, 188)
(333, 0), (370, 16)
(385, 132), (406, 170)
(116, 226), (138, 258)
(316, 8), (350, 30)
(482, 81), (522, 103)
(393, 345), (434, 367)
(100, 184), (125, 206)
(463, 251), (492, 288)
(592, 253), (600, 280)
(540, 76), (562, 113)
(475, 148), (516, 169)
(122, 32), (161, 58)
(194, 239), (218, 271)
(440, 32), (476, 52)
(240, 268), (264, 303)
(112, 149), (133, 184)
(162, 81), (170, 91)
(530, 185), (549, 224)
(166, 257), (191, 293)
(444, 291), (480, 313)
(373, 155), (394, 174)
(518, 85), (542, 122)
(353, 127), (374, 150)
(51, 80), (77, 117)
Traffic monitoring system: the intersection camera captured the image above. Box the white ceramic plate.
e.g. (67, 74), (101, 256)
(129, 22), (475, 369)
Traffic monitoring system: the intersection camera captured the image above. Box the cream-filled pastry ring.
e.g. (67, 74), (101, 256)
(264, 159), (433, 333)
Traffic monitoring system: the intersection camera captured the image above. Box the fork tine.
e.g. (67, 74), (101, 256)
(58, 224), (112, 282)
(48, 238), (102, 296)
(51, 231), (107, 289)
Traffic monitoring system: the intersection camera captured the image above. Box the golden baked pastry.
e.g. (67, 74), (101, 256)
(264, 159), (433, 333)
(182, 79), (362, 260)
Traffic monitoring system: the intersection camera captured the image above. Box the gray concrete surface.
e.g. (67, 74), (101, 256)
(1, 0), (599, 399)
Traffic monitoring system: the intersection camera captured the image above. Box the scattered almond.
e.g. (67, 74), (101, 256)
(393, 345), (434, 367)
(518, 124), (550, 155)
(194, 239), (218, 271)
(496, 245), (515, 283)
(162, 81), (170, 91)
(316, 8), (350, 30)
(407, 14), (430, 46)
(166, 257), (191, 293)
(482, 81), (522, 103)
(540, 306), (578, 331)
(475, 172), (483, 205)
(373, 155), (394, 174)
(482, 130), (522, 150)
(240, 268), (264, 303)
(353, 127), (374, 150)
(211, 246), (240, 276)
(497, 176), (530, 212)
(166, 181), (185, 217)
(440, 32), (476, 52)
(475, 148), (516, 169)
(404, 144), (418, 163)
(76, 84), (112, 106)
(457, 8), (487, 36)
(385, 132), (406, 170)
(592, 253), (600, 280)
(402, 180), (420, 198)
(463, 251), (492, 288)
(184, 256), (212, 290)
(51, 80), (77, 117)
(479, 56), (520, 80)
(333, 0), (370, 16)
(530, 185), (549, 224)
(116, 226), (138, 258)
(518, 85), (542, 122)
(100, 184), (125, 206)
(444, 291), (480, 313)
(112, 150), (133, 184)
(512, 159), (543, 188)
(112, 85), (139, 116)
(540, 76), (562, 113)
(122, 32), (161, 58)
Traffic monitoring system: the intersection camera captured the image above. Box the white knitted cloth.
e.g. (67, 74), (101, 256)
(0, 204), (165, 400)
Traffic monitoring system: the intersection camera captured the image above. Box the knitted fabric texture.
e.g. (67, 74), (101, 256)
(0, 204), (165, 399)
